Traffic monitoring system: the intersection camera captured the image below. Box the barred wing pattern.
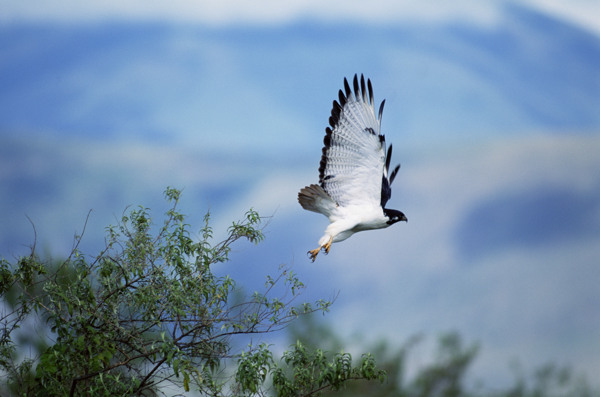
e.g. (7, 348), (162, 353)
(319, 74), (388, 208)
(299, 74), (406, 262)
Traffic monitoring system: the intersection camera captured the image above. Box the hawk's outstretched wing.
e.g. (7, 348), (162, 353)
(319, 74), (397, 209)
(299, 74), (406, 261)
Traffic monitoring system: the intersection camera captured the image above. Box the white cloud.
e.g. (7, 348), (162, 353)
(525, 0), (600, 35)
(0, 0), (498, 25)
(4, 122), (599, 387)
(2, 0), (599, 35)
(273, 134), (600, 385)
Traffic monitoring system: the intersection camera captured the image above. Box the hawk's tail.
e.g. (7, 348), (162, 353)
(298, 184), (337, 216)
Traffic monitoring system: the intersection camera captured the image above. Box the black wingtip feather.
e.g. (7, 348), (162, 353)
(353, 74), (360, 101)
(323, 130), (332, 146)
(333, 99), (342, 111)
(390, 164), (400, 184)
(367, 78), (374, 105)
(338, 90), (346, 107)
(385, 144), (393, 172)
(343, 78), (351, 98)
(360, 74), (367, 102)
(332, 100), (341, 119)
(318, 146), (328, 185)
(378, 99), (386, 120)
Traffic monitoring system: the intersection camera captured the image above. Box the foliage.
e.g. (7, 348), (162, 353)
(271, 341), (385, 397)
(0, 188), (382, 396)
(1, 187), (596, 396)
(231, 339), (385, 397)
(288, 314), (598, 397)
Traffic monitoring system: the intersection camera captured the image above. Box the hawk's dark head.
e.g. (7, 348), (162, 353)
(384, 208), (407, 225)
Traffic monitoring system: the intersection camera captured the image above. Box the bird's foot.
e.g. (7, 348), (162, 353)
(308, 247), (321, 262)
(308, 238), (333, 262)
(323, 237), (333, 254)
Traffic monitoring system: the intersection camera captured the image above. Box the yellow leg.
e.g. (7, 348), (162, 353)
(323, 236), (333, 254)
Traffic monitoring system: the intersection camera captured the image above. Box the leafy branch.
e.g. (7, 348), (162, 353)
(0, 188), (382, 396)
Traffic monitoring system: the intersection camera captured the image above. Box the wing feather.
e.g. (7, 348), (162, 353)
(318, 74), (388, 208)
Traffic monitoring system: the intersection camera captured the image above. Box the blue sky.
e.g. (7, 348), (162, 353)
(1, 0), (600, 389)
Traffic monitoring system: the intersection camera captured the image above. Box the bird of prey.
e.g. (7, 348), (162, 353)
(298, 74), (407, 262)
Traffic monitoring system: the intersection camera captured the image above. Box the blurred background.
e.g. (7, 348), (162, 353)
(1, 0), (599, 390)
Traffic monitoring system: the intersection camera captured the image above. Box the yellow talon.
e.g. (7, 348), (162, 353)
(308, 237), (333, 261)
(308, 247), (321, 262)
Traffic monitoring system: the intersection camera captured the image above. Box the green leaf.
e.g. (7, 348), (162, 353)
(183, 371), (190, 392)
(173, 358), (180, 377)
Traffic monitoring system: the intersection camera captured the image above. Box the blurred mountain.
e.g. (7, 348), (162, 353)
(1, 2), (599, 387)
(1, 2), (599, 253)
(0, 4), (598, 148)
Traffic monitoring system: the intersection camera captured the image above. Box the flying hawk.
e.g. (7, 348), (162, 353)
(298, 74), (407, 262)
